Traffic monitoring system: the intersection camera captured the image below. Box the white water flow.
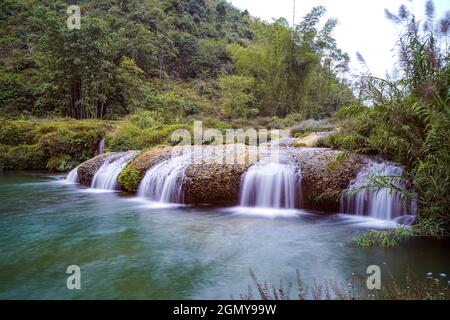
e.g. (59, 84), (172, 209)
(340, 160), (416, 221)
(97, 138), (105, 155)
(91, 152), (137, 190)
(66, 167), (79, 183)
(240, 162), (299, 209)
(137, 153), (191, 203)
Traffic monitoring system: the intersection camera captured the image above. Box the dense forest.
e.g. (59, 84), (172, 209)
(0, 0), (352, 120)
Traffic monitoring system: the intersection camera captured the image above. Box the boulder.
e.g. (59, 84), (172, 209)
(292, 148), (366, 211)
(77, 152), (123, 187)
(118, 146), (172, 192)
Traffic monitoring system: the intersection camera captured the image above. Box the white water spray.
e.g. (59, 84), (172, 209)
(97, 138), (105, 155)
(91, 152), (137, 190)
(66, 167), (79, 184)
(340, 160), (416, 221)
(137, 153), (191, 203)
(240, 162), (299, 209)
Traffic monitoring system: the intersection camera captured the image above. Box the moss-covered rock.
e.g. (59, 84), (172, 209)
(182, 144), (256, 206)
(183, 163), (249, 206)
(118, 146), (172, 192)
(293, 148), (365, 211)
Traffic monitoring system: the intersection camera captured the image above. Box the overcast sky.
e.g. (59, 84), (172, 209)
(229, 0), (449, 78)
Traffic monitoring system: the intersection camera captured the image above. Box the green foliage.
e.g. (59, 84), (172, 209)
(0, 120), (107, 170)
(218, 75), (255, 118)
(118, 166), (142, 193)
(351, 227), (414, 248)
(2, 144), (47, 170)
(38, 128), (104, 162)
(46, 155), (75, 172)
(331, 2), (450, 235)
(108, 117), (193, 152)
(0, 120), (37, 145)
(0, 0), (253, 119)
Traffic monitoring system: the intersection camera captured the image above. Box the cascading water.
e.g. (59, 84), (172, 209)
(340, 160), (416, 222)
(137, 152), (191, 203)
(239, 161), (299, 209)
(97, 138), (105, 155)
(66, 167), (79, 183)
(91, 152), (137, 190)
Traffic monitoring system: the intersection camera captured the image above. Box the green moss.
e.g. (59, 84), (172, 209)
(118, 166), (142, 193)
(3, 144), (47, 170)
(0, 120), (37, 146)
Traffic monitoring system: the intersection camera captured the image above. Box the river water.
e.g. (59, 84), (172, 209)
(0, 172), (449, 299)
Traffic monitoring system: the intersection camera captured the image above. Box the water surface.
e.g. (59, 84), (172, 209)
(1, 172), (449, 299)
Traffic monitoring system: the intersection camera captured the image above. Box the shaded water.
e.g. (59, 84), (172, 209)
(0, 172), (449, 299)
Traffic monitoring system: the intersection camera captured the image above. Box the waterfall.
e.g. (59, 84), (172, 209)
(137, 153), (190, 203)
(97, 138), (105, 155)
(239, 162), (299, 209)
(340, 160), (416, 221)
(91, 152), (137, 190)
(66, 167), (79, 183)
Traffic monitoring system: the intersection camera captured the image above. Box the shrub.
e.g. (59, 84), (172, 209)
(38, 128), (103, 162)
(0, 120), (37, 146)
(351, 227), (414, 248)
(3, 144), (47, 170)
(118, 166), (142, 193)
(128, 110), (161, 129)
(107, 123), (144, 152)
(46, 155), (76, 172)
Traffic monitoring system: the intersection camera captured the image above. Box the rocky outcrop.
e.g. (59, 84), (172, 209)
(74, 145), (367, 211)
(181, 144), (257, 206)
(118, 146), (172, 192)
(183, 163), (249, 206)
(293, 148), (366, 211)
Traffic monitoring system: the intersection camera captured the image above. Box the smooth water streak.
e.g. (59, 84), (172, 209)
(340, 160), (416, 221)
(91, 152), (137, 191)
(240, 161), (299, 209)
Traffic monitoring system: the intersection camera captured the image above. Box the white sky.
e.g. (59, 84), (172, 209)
(229, 0), (449, 78)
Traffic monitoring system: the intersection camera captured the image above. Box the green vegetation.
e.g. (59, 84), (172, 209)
(0, 0), (448, 239)
(0, 0), (351, 121)
(320, 2), (450, 237)
(0, 119), (108, 171)
(118, 166), (143, 193)
(241, 269), (450, 300)
(351, 227), (414, 248)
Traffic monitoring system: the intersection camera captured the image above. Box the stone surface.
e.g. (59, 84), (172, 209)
(292, 148), (366, 211)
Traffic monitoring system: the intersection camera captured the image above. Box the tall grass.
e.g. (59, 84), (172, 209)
(238, 269), (450, 300)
